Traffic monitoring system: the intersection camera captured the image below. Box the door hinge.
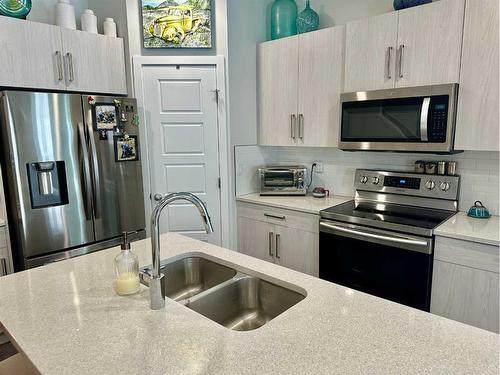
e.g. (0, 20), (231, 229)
(218, 177), (221, 189)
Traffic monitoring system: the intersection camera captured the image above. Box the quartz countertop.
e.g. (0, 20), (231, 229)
(238, 194), (499, 246)
(236, 193), (352, 215)
(0, 233), (498, 374)
(435, 212), (500, 246)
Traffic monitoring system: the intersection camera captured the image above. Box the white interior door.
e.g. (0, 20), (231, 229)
(143, 65), (221, 245)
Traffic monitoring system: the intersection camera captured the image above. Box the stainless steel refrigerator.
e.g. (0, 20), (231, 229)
(0, 91), (146, 270)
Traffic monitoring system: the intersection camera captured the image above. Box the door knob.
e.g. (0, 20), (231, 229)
(153, 193), (163, 201)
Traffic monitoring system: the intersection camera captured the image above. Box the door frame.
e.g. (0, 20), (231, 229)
(132, 56), (230, 247)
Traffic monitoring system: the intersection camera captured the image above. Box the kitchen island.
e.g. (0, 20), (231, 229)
(0, 233), (498, 374)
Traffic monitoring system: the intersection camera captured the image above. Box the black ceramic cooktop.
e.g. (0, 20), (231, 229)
(321, 200), (455, 230)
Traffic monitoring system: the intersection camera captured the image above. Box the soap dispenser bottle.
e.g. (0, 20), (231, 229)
(114, 232), (140, 296)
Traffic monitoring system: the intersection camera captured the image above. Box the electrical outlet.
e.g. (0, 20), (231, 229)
(314, 161), (324, 173)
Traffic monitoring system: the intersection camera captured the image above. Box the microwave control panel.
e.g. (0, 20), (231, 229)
(427, 96), (449, 142)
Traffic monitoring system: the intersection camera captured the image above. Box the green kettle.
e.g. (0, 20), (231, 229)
(467, 201), (491, 219)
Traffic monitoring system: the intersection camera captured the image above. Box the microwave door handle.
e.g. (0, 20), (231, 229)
(420, 97), (431, 142)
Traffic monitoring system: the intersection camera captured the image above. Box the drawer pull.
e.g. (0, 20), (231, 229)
(264, 213), (285, 220)
(0, 258), (7, 276)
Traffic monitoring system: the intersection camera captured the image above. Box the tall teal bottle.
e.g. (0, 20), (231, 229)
(271, 0), (298, 40)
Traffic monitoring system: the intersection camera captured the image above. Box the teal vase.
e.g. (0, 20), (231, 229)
(271, 0), (298, 40)
(297, 0), (319, 34)
(0, 0), (32, 19)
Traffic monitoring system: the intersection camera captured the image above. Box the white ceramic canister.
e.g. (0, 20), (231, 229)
(103, 17), (117, 37)
(55, 0), (76, 29)
(81, 9), (98, 34)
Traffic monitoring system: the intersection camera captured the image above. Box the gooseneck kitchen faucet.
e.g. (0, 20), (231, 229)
(149, 192), (214, 310)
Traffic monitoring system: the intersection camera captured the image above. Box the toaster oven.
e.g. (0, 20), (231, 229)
(259, 166), (307, 196)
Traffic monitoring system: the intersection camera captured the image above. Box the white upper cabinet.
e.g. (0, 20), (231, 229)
(258, 37), (299, 146)
(0, 16), (127, 96)
(455, 0), (499, 151)
(344, 12), (399, 92)
(344, 0), (465, 92)
(62, 30), (127, 95)
(0, 16), (66, 91)
(258, 26), (344, 147)
(297, 26), (345, 147)
(395, 0), (465, 88)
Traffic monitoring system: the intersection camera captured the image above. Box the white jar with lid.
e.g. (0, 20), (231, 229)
(103, 18), (117, 37)
(55, 0), (76, 29)
(81, 9), (98, 34)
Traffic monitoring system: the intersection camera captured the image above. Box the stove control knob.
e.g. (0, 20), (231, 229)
(439, 181), (450, 191)
(425, 180), (436, 190)
(372, 177), (380, 185)
(360, 176), (368, 184)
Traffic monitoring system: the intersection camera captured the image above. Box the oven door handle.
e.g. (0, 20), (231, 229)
(320, 222), (431, 252)
(420, 97), (431, 142)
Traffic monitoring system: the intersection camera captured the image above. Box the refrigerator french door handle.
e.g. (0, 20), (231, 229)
(77, 122), (93, 220)
(86, 121), (101, 220)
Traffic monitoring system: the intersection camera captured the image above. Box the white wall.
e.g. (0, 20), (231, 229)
(235, 146), (500, 216)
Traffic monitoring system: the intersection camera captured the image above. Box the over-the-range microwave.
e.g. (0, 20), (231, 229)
(339, 84), (460, 153)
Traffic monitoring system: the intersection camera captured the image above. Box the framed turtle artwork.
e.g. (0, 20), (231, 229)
(141, 0), (212, 49)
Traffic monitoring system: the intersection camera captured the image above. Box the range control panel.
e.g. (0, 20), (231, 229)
(354, 169), (460, 200)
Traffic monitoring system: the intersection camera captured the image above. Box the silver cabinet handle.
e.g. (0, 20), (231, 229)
(397, 44), (405, 79)
(86, 121), (101, 219)
(264, 213), (285, 220)
(385, 46), (393, 79)
(66, 52), (75, 82)
(77, 122), (92, 220)
(298, 114), (304, 140)
(55, 51), (64, 81)
(153, 193), (163, 202)
(275, 234), (281, 259)
(268, 232), (274, 257)
(291, 114), (297, 140)
(0, 258), (7, 276)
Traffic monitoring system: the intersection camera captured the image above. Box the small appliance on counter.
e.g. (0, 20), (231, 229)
(259, 166), (307, 196)
(319, 169), (460, 312)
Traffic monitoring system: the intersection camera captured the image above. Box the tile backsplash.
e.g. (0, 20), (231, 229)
(235, 145), (500, 215)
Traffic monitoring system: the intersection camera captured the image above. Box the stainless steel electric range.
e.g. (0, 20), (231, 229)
(319, 169), (460, 311)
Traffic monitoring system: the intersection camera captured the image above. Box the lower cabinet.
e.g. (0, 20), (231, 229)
(431, 236), (499, 333)
(237, 202), (319, 276)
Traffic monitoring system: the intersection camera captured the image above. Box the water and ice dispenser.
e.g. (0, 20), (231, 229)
(27, 161), (69, 209)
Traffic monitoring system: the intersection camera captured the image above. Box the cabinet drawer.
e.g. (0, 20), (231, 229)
(434, 236), (499, 273)
(237, 202), (319, 233)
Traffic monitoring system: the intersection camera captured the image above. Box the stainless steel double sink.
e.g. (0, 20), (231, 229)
(139, 254), (306, 331)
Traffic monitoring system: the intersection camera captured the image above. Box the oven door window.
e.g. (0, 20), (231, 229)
(341, 97), (425, 142)
(264, 171), (295, 188)
(319, 230), (433, 311)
